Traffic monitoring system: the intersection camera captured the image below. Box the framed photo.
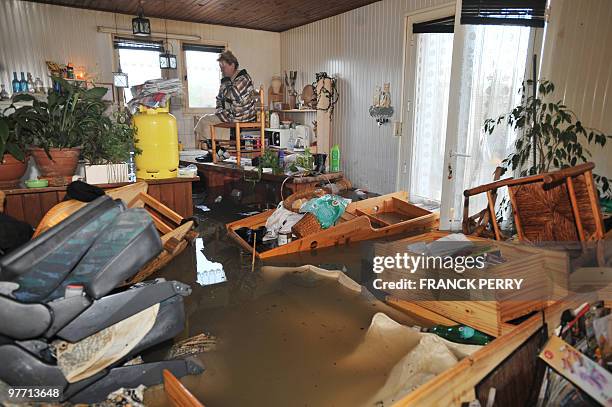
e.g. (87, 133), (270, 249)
(95, 82), (116, 103)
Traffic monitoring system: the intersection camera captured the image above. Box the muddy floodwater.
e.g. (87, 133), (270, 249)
(143, 205), (439, 407)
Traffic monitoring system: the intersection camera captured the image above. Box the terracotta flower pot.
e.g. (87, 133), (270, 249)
(0, 153), (28, 189)
(30, 147), (81, 179)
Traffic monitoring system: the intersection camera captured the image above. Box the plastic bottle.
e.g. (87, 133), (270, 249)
(278, 149), (285, 168)
(11, 72), (20, 94)
(127, 150), (137, 183)
(330, 144), (340, 172)
(429, 324), (492, 346)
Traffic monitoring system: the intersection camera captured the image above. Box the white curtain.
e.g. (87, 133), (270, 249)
(446, 25), (531, 228)
(410, 33), (454, 203)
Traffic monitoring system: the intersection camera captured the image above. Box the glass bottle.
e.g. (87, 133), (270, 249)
(27, 73), (35, 94)
(34, 77), (44, 93)
(12, 72), (20, 94)
(0, 85), (9, 100)
(19, 72), (28, 92)
(429, 324), (492, 346)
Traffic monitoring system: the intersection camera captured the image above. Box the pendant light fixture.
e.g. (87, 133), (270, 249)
(132, 0), (151, 36)
(112, 11), (129, 88)
(159, 0), (177, 70)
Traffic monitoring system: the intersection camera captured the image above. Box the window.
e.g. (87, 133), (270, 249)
(183, 44), (225, 109)
(114, 38), (163, 102)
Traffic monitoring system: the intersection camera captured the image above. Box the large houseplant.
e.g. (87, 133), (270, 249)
(0, 115), (28, 188)
(484, 79), (612, 198)
(9, 77), (110, 183)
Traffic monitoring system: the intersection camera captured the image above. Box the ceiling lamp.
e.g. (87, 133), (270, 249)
(159, 43), (177, 70)
(132, 1), (151, 36)
(159, 1), (176, 70)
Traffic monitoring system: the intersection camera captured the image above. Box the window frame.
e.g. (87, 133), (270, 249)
(111, 34), (168, 104)
(180, 40), (228, 114)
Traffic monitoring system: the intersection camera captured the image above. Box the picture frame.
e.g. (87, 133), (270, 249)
(94, 82), (116, 103)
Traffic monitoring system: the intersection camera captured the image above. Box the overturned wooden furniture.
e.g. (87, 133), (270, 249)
(33, 182), (197, 284)
(227, 191), (439, 259)
(382, 231), (569, 337)
(463, 162), (605, 242)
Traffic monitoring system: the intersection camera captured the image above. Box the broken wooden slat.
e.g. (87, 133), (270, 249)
(163, 369), (204, 407)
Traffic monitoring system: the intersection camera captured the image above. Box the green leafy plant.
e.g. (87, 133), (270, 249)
(0, 115), (27, 162)
(10, 77), (109, 153)
(8, 77), (138, 164)
(484, 79), (612, 198)
(80, 110), (140, 165)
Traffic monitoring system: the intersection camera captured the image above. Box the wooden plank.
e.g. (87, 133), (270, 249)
(565, 177), (585, 241)
(148, 184), (162, 201)
(22, 192), (43, 227)
(184, 181), (193, 217)
(39, 191), (60, 217)
(386, 297), (459, 326)
(5, 195), (25, 222)
(0, 191), (5, 213)
(486, 190), (502, 240)
(138, 192), (183, 226)
(583, 170), (605, 239)
(171, 183), (184, 219)
(160, 182), (176, 212)
(163, 369), (204, 407)
(507, 186), (526, 241)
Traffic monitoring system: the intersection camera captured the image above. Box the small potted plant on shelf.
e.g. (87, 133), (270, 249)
(80, 109), (139, 184)
(0, 115), (29, 188)
(8, 77), (118, 186)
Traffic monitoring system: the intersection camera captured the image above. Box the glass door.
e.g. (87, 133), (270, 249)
(409, 32), (454, 205)
(439, 24), (532, 230)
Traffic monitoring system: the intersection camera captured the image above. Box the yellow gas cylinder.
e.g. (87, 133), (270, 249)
(133, 105), (179, 179)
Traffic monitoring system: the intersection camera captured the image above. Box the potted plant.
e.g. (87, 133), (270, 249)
(484, 79), (612, 199)
(9, 77), (109, 185)
(80, 109), (139, 184)
(0, 115), (28, 188)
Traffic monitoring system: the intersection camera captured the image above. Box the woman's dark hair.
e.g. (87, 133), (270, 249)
(217, 50), (239, 68)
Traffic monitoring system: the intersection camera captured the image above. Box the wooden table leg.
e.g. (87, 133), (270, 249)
(236, 123), (241, 166)
(210, 125), (217, 163)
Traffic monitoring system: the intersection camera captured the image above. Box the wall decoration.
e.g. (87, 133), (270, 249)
(369, 82), (393, 126)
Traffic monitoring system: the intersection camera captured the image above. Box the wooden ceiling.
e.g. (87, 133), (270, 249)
(23, 0), (382, 32)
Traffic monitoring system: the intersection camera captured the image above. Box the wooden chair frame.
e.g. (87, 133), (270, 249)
(210, 86), (266, 166)
(463, 162), (605, 242)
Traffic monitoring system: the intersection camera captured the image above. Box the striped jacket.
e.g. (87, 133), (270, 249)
(215, 69), (256, 122)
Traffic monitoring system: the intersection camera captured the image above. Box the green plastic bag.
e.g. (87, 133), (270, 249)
(300, 194), (351, 229)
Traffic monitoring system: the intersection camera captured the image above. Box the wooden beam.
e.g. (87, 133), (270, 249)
(163, 369), (205, 407)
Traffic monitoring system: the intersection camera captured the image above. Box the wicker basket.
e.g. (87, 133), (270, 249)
(283, 188), (326, 213)
(292, 212), (322, 238)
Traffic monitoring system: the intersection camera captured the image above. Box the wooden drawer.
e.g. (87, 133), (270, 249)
(376, 231), (570, 337)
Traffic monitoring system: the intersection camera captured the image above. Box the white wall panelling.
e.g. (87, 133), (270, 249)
(540, 0), (612, 180)
(281, 0), (453, 193)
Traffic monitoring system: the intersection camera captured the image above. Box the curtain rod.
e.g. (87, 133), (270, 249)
(97, 26), (201, 41)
